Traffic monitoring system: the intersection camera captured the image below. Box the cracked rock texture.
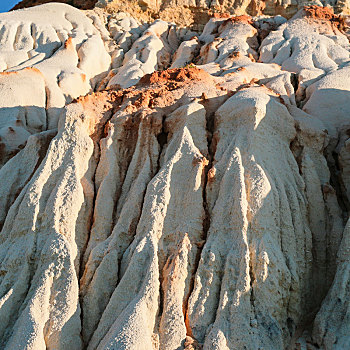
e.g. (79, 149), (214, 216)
(1, 2), (350, 350)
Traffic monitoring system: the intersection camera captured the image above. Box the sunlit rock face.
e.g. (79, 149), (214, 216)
(0, 3), (111, 164)
(1, 3), (350, 350)
(11, 0), (350, 28)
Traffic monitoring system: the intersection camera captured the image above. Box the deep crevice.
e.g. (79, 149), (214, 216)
(78, 145), (102, 350)
(289, 124), (304, 175)
(324, 140), (350, 219)
(249, 248), (256, 311)
(155, 113), (168, 325)
(78, 104), (121, 348)
(156, 114), (169, 170)
(183, 102), (216, 340)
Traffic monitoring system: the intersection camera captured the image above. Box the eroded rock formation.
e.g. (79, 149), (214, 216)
(11, 0), (350, 28)
(1, 2), (350, 349)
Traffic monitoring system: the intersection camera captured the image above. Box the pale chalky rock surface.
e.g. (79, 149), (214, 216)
(0, 3), (111, 163)
(1, 3), (350, 350)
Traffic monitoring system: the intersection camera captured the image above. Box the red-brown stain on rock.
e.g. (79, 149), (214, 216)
(223, 15), (253, 26)
(303, 5), (346, 30)
(140, 67), (213, 85)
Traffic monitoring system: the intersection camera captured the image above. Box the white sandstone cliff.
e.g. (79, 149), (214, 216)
(0, 3), (350, 350)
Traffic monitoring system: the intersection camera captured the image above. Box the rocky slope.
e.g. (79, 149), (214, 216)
(11, 0), (350, 28)
(1, 2), (350, 349)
